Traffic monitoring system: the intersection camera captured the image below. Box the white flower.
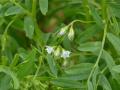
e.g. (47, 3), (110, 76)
(59, 26), (68, 36)
(59, 30), (65, 35)
(61, 50), (71, 59)
(45, 46), (54, 54)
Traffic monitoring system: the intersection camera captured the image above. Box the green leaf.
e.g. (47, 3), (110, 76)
(112, 65), (120, 73)
(10, 54), (19, 67)
(78, 41), (101, 52)
(102, 50), (115, 70)
(63, 36), (71, 50)
(109, 78), (120, 90)
(65, 63), (93, 75)
(58, 73), (90, 81)
(107, 33), (120, 55)
(88, 81), (93, 90)
(51, 79), (85, 89)
(77, 24), (102, 43)
(12, 19), (24, 31)
(102, 50), (118, 79)
(46, 54), (57, 76)
(2, 56), (9, 67)
(16, 49), (36, 79)
(39, 0), (48, 15)
(24, 16), (34, 39)
(0, 75), (11, 90)
(89, 5), (103, 28)
(108, 4), (120, 18)
(5, 6), (23, 16)
(0, 17), (4, 26)
(112, 17), (120, 35)
(0, 4), (2, 11)
(0, 65), (19, 89)
(25, 0), (32, 10)
(92, 66), (99, 89)
(99, 74), (112, 90)
(61, 63), (93, 80)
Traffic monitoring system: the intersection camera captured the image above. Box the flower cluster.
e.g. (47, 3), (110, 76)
(45, 46), (71, 59)
(58, 24), (75, 41)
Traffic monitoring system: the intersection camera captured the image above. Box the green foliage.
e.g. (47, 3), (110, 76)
(46, 54), (57, 77)
(24, 16), (34, 39)
(39, 0), (48, 15)
(0, 0), (120, 90)
(0, 65), (19, 89)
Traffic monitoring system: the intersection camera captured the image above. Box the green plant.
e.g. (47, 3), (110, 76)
(0, 0), (120, 90)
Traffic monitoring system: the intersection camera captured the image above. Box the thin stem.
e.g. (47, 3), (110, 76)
(33, 56), (42, 80)
(1, 18), (16, 52)
(101, 66), (108, 74)
(95, 24), (107, 65)
(101, 0), (107, 20)
(87, 23), (108, 85)
(31, 0), (44, 49)
(4, 19), (16, 33)
(32, 0), (37, 19)
(69, 20), (95, 26)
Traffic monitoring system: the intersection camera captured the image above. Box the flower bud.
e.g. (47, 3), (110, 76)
(68, 25), (74, 41)
(54, 47), (61, 56)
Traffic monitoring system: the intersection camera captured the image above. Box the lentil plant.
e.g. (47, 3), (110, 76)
(0, 0), (120, 90)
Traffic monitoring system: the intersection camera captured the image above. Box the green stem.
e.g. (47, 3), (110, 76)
(31, 0), (44, 49)
(32, 0), (37, 19)
(69, 20), (95, 26)
(10, 54), (19, 67)
(87, 23), (108, 86)
(101, 66), (108, 74)
(101, 0), (107, 20)
(4, 19), (16, 33)
(33, 56), (42, 80)
(1, 18), (16, 52)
